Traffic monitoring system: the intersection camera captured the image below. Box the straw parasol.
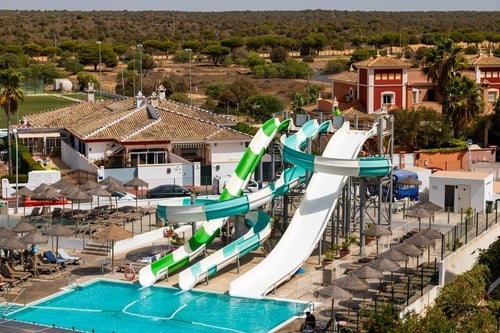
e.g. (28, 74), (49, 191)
(407, 233), (436, 265)
(362, 224), (391, 255)
(11, 219), (37, 234)
(44, 223), (74, 257)
(420, 227), (442, 240)
(13, 187), (36, 216)
(370, 257), (401, 283)
(317, 284), (353, 324)
(397, 176), (422, 186)
(21, 230), (49, 245)
(21, 230), (49, 276)
(124, 176), (149, 212)
(405, 207), (433, 231)
(100, 176), (123, 187)
(87, 187), (111, 218)
(333, 274), (370, 320)
(105, 182), (126, 211)
(93, 224), (133, 273)
(66, 188), (92, 228)
(32, 187), (62, 224)
(51, 179), (74, 190)
(393, 242), (423, 279)
(80, 181), (99, 191)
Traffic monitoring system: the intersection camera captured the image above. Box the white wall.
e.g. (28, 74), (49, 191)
(211, 142), (246, 163)
(429, 173), (493, 213)
(87, 142), (109, 162)
(138, 163), (184, 189)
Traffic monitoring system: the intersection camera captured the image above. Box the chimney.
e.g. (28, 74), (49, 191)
(136, 91), (145, 108)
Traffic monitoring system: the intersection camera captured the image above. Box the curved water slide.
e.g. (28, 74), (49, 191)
(229, 121), (391, 299)
(139, 118), (291, 287)
(175, 120), (331, 290)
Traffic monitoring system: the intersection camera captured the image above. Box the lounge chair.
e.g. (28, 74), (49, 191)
(43, 250), (66, 267)
(36, 254), (63, 273)
(25, 257), (57, 275)
(0, 262), (31, 283)
(58, 249), (84, 265)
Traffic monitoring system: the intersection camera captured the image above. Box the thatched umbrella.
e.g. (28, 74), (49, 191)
(406, 207), (433, 231)
(420, 227), (442, 240)
(13, 187), (36, 216)
(44, 223), (74, 257)
(362, 224), (391, 255)
(393, 242), (423, 279)
(1, 237), (26, 252)
(105, 182), (126, 211)
(87, 187), (111, 218)
(21, 230), (49, 276)
(124, 176), (149, 212)
(11, 219), (36, 235)
(414, 201), (443, 213)
(33, 183), (54, 193)
(407, 233), (436, 266)
(32, 187), (62, 224)
(317, 284), (353, 324)
(66, 188), (92, 227)
(80, 181), (99, 191)
(397, 176), (422, 186)
(21, 230), (49, 245)
(51, 179), (74, 191)
(370, 258), (401, 283)
(93, 224), (133, 273)
(100, 176), (123, 187)
(351, 265), (383, 308)
(334, 274), (370, 321)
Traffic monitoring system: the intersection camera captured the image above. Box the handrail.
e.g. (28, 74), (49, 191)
(3, 287), (27, 314)
(65, 275), (81, 290)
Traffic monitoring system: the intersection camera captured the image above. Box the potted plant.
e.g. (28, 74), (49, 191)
(339, 235), (357, 258)
(323, 244), (340, 266)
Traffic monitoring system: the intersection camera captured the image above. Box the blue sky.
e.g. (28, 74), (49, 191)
(1, 0), (498, 11)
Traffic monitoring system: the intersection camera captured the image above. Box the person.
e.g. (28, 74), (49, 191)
(333, 105), (341, 116)
(300, 311), (316, 332)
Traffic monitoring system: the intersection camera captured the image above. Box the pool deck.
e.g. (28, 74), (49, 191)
(1, 208), (471, 333)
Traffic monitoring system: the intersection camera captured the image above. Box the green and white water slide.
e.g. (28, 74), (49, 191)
(139, 118), (291, 287)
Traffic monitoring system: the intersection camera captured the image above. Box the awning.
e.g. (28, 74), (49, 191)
(17, 132), (61, 139)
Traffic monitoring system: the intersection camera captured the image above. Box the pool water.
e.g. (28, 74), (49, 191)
(7, 280), (305, 333)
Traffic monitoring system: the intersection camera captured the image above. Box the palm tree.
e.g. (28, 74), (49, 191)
(422, 39), (467, 114)
(0, 69), (24, 174)
(446, 75), (484, 138)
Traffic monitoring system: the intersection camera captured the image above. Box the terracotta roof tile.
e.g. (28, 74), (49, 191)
(23, 98), (251, 144)
(354, 56), (412, 68)
(468, 53), (500, 67)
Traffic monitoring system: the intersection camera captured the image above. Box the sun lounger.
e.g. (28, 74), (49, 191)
(58, 249), (84, 265)
(0, 263), (31, 283)
(36, 254), (63, 273)
(43, 251), (66, 267)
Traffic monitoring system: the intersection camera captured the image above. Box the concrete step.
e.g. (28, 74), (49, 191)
(82, 242), (109, 256)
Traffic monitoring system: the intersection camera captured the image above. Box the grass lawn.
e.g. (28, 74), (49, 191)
(1, 95), (78, 128)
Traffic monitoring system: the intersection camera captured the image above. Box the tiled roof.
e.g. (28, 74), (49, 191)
(468, 53), (500, 67)
(328, 71), (357, 83)
(354, 56), (412, 68)
(22, 98), (251, 144)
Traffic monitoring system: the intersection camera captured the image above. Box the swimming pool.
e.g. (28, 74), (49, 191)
(7, 279), (307, 333)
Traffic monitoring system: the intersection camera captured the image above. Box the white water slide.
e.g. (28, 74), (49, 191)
(229, 122), (379, 299)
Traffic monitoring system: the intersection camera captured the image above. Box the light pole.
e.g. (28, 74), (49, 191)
(184, 48), (193, 105)
(96, 41), (102, 101)
(137, 44), (143, 94)
(12, 129), (18, 214)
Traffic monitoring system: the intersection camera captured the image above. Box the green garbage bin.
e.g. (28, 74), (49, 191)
(486, 200), (493, 214)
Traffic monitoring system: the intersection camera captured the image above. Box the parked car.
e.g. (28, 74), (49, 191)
(146, 184), (192, 198)
(111, 191), (137, 201)
(244, 179), (259, 193)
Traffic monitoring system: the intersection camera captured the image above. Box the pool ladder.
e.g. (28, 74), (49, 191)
(65, 275), (81, 290)
(1, 287), (26, 315)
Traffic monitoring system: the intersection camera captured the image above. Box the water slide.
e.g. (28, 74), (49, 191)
(174, 120), (333, 290)
(229, 122), (391, 298)
(139, 118), (291, 287)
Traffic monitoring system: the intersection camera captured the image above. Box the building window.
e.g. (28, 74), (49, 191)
(488, 90), (499, 103)
(130, 148), (167, 165)
(381, 92), (394, 105)
(395, 73), (401, 80)
(412, 89), (419, 104)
